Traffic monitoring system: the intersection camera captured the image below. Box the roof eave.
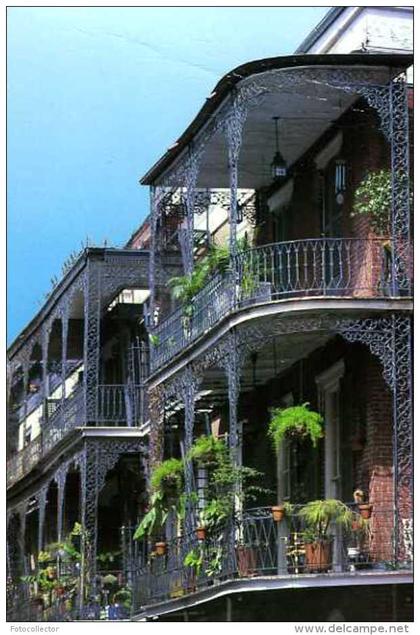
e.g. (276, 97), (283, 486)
(139, 53), (413, 186)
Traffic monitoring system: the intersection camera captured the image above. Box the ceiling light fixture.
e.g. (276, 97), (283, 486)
(271, 116), (288, 182)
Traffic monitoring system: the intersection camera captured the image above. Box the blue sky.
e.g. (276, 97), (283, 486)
(7, 6), (330, 342)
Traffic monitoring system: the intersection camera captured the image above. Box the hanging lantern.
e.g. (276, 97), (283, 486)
(271, 116), (287, 181)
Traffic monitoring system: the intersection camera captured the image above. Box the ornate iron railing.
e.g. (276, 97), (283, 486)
(151, 272), (234, 370)
(7, 382), (146, 488)
(131, 505), (406, 610)
(97, 384), (145, 426)
(11, 359), (83, 425)
(8, 568), (132, 622)
(150, 237), (401, 372)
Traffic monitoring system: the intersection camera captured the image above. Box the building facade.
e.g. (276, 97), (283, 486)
(6, 7), (413, 622)
(6, 249), (151, 620)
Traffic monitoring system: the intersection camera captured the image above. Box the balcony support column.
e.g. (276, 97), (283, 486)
(18, 503), (28, 576)
(54, 464), (69, 543)
(220, 332), (244, 575)
(221, 332), (243, 464)
(389, 74), (411, 295)
(41, 325), (50, 406)
(148, 186), (161, 326)
(182, 367), (200, 536)
(60, 301), (70, 406)
(37, 485), (49, 553)
(77, 439), (147, 605)
(22, 361), (29, 433)
(148, 385), (165, 477)
(83, 262), (101, 423)
(224, 97), (247, 265)
(183, 149), (200, 276)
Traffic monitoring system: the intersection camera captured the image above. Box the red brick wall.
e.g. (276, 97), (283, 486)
(356, 355), (394, 562)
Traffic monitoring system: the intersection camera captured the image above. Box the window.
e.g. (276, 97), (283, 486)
(316, 360), (345, 499)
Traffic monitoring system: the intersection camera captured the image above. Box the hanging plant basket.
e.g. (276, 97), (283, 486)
(187, 435), (227, 467)
(268, 403), (324, 451)
(358, 503), (373, 520)
(271, 505), (285, 522)
(155, 542), (167, 556)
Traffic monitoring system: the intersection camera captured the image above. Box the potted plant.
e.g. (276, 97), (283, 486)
(358, 503), (373, 520)
(183, 546), (203, 590)
(150, 457), (184, 499)
(348, 513), (371, 570)
(168, 244), (230, 319)
(353, 488), (373, 519)
(268, 402), (324, 451)
(351, 170), (414, 238)
(352, 489), (365, 505)
(195, 526), (206, 541)
(236, 542), (257, 578)
(187, 435), (226, 467)
(271, 501), (293, 523)
(133, 458), (184, 541)
(351, 169), (394, 236)
(195, 509), (208, 542)
(271, 505), (285, 522)
(298, 499), (353, 573)
(154, 541), (167, 556)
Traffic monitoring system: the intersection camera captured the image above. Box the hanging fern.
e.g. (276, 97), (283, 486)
(268, 402), (323, 451)
(186, 435), (227, 466)
(150, 458), (184, 494)
(134, 459), (185, 541)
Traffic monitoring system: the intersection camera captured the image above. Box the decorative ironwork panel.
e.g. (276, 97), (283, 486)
(54, 462), (71, 542)
(338, 314), (412, 563)
(101, 252), (149, 302)
(83, 260), (101, 422)
(219, 332), (243, 456)
(224, 96), (248, 258)
(36, 485), (49, 553)
(390, 76), (411, 295)
(148, 384), (166, 472)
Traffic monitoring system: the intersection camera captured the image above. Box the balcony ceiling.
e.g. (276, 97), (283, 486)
(142, 54), (412, 188)
(193, 83), (357, 189)
(165, 330), (333, 415)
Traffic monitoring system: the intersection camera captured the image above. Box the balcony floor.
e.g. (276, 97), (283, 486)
(133, 569), (413, 620)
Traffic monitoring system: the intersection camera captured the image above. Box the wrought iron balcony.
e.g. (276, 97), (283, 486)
(7, 382), (146, 488)
(131, 505), (410, 611)
(150, 237), (405, 372)
(7, 567), (132, 622)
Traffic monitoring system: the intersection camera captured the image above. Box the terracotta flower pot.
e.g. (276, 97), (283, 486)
(195, 526), (206, 541)
(236, 546), (257, 577)
(271, 505), (285, 522)
(305, 540), (332, 573)
(358, 503), (373, 520)
(155, 541), (166, 556)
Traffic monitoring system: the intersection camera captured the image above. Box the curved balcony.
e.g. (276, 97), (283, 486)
(131, 504), (407, 613)
(150, 237), (399, 372)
